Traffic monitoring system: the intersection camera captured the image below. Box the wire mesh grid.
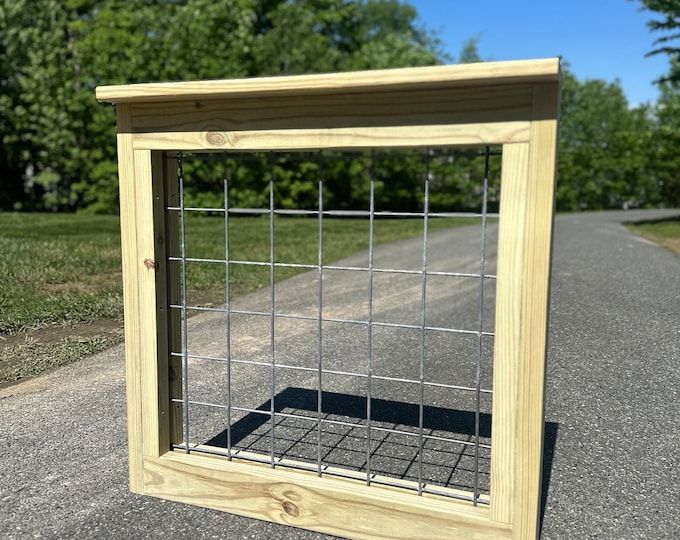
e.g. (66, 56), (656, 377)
(165, 147), (499, 506)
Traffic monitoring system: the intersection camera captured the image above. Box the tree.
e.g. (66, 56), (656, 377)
(649, 78), (680, 206)
(2, 2), (673, 213)
(557, 68), (660, 210)
(0, 0), (80, 210)
(638, 0), (680, 83)
(636, 1), (679, 207)
(457, 37), (482, 64)
(0, 0), (445, 213)
(0, 3), (26, 209)
(251, 0), (441, 73)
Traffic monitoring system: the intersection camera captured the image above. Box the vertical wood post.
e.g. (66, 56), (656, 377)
(116, 104), (144, 492)
(490, 81), (559, 540)
(490, 141), (530, 525)
(512, 81), (560, 540)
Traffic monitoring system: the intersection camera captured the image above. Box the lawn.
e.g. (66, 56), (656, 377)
(0, 212), (478, 382)
(626, 216), (680, 255)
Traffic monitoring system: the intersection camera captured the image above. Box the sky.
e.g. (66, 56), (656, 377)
(410, 0), (669, 106)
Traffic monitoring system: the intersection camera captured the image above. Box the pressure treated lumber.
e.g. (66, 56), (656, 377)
(129, 84), (533, 132)
(97, 58), (559, 103)
(180, 444), (491, 506)
(115, 104), (144, 492)
(143, 452), (511, 540)
(512, 82), (560, 540)
(130, 123), (530, 151)
(101, 58), (561, 540)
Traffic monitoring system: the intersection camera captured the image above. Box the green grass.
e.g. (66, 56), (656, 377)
(0, 212), (477, 336)
(2, 334), (122, 382)
(0, 213), (123, 335)
(0, 211), (482, 382)
(626, 216), (680, 255)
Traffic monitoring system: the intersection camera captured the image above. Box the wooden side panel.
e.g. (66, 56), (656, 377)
(184, 444), (489, 505)
(512, 82), (559, 540)
(489, 142), (530, 524)
(129, 84), (533, 151)
(133, 151), (181, 456)
(144, 452), (511, 540)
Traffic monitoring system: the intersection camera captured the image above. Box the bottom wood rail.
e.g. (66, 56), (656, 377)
(142, 451), (512, 540)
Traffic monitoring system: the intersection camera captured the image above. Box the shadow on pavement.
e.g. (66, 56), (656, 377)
(203, 386), (558, 526)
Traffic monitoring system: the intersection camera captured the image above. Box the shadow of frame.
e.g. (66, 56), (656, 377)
(201, 385), (558, 525)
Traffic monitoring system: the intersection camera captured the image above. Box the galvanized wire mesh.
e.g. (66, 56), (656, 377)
(166, 148), (498, 505)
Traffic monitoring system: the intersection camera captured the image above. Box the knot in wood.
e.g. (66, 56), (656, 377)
(205, 132), (228, 146)
(282, 500), (299, 517)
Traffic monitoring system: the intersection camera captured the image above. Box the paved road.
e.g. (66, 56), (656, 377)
(1, 209), (678, 539)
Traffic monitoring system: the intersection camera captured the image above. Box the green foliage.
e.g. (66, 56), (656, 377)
(251, 0), (441, 73)
(556, 68), (660, 210)
(626, 215), (680, 254)
(0, 0), (443, 213)
(458, 37), (482, 64)
(638, 0), (680, 83)
(0, 1), (677, 213)
(649, 81), (680, 206)
(0, 0), (77, 209)
(634, 0), (680, 208)
(177, 149), (500, 216)
(556, 61), (679, 211)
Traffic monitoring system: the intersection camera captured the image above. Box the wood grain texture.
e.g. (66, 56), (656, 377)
(96, 58), (559, 103)
(185, 444), (490, 506)
(144, 452), (511, 540)
(512, 82), (560, 540)
(132, 149), (163, 458)
(129, 85), (532, 133)
(490, 141), (530, 525)
(116, 104), (143, 492)
(131, 122), (530, 151)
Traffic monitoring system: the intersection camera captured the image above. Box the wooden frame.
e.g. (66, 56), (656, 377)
(97, 58), (560, 540)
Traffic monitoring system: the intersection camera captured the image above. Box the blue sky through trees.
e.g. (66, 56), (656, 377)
(411, 0), (667, 105)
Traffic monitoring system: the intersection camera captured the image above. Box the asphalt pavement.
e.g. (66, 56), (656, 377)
(1, 209), (678, 539)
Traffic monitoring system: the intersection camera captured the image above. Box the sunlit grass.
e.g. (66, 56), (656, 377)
(0, 212), (478, 335)
(626, 216), (680, 255)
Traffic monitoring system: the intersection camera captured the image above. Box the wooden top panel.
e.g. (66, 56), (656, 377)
(96, 58), (559, 104)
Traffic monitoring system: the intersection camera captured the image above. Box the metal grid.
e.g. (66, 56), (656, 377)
(167, 148), (497, 505)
